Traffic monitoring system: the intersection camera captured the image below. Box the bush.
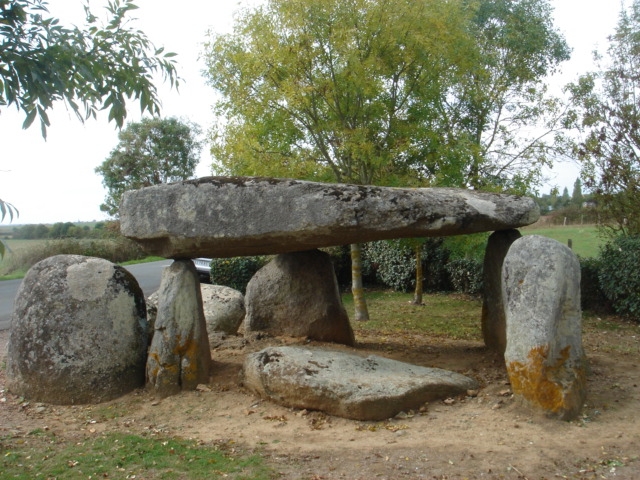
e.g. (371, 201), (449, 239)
(209, 256), (267, 293)
(445, 258), (483, 295)
(363, 238), (452, 293)
(578, 256), (612, 314)
(0, 238), (146, 275)
(598, 235), (640, 320)
(364, 239), (416, 292)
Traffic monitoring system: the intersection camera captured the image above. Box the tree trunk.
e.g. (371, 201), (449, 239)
(350, 243), (370, 321)
(412, 244), (423, 305)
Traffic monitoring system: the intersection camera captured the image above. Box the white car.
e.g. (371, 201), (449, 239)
(193, 258), (212, 282)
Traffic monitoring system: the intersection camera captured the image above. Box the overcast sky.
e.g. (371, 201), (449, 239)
(0, 0), (622, 225)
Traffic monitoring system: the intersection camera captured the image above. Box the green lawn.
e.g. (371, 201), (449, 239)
(521, 224), (603, 258)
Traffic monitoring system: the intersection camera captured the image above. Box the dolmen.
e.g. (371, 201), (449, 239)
(8, 176), (587, 420)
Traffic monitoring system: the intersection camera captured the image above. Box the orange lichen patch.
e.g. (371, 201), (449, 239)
(179, 339), (203, 389)
(507, 345), (586, 420)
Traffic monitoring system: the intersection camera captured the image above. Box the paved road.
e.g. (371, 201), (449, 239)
(0, 259), (172, 331)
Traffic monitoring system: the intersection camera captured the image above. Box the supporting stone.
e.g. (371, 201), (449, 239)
(481, 229), (522, 353)
(244, 250), (355, 346)
(146, 260), (211, 397)
(502, 235), (587, 420)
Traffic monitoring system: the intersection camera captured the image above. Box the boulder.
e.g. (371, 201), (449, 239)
(146, 260), (211, 397)
(6, 255), (148, 404)
(120, 176), (540, 258)
(244, 250), (354, 346)
(502, 235), (587, 420)
(481, 229), (522, 353)
(201, 284), (245, 336)
(243, 346), (478, 421)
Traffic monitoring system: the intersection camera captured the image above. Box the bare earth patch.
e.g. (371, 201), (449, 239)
(1, 318), (639, 479)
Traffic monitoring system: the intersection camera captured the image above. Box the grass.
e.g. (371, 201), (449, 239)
(2, 291), (638, 477)
(521, 224), (603, 258)
(343, 290), (483, 341)
(0, 431), (273, 479)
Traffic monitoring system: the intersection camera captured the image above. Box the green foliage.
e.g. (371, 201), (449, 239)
(364, 239), (452, 293)
(569, 0), (640, 235)
(205, 0), (477, 184)
(343, 290), (482, 341)
(209, 256), (267, 293)
(0, 237), (146, 276)
(0, 431), (271, 479)
(95, 117), (202, 216)
(522, 224), (603, 258)
(445, 258), (483, 295)
(598, 235), (640, 320)
(12, 221), (119, 240)
(578, 255), (611, 313)
(0, 0), (179, 137)
(205, 0), (570, 192)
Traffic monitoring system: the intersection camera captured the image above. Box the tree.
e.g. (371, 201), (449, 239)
(424, 0), (571, 192)
(203, 0), (569, 319)
(571, 178), (584, 208)
(205, 0), (480, 185)
(0, 0), (179, 237)
(96, 117), (202, 216)
(204, 0), (478, 320)
(569, 0), (640, 235)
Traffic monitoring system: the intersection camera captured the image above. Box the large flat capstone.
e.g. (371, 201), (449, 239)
(120, 176), (540, 258)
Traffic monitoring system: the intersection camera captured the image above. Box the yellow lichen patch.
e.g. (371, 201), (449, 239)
(179, 339), (205, 389)
(507, 345), (586, 419)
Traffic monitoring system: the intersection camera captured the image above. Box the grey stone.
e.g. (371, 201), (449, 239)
(481, 229), (522, 353)
(120, 176), (540, 258)
(6, 255), (148, 404)
(244, 250), (354, 346)
(243, 346), (478, 421)
(201, 284), (245, 336)
(145, 290), (158, 343)
(146, 260), (211, 397)
(502, 235), (587, 420)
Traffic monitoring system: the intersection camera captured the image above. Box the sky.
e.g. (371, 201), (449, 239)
(0, 0), (623, 225)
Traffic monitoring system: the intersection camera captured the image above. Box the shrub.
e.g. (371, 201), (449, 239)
(578, 256), (612, 313)
(209, 256), (267, 293)
(364, 239), (416, 292)
(598, 235), (640, 320)
(363, 238), (451, 293)
(445, 258), (483, 295)
(0, 238), (146, 275)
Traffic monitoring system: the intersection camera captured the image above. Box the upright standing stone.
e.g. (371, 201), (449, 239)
(7, 255), (148, 404)
(244, 250), (355, 346)
(146, 260), (211, 397)
(481, 229), (522, 353)
(502, 235), (587, 420)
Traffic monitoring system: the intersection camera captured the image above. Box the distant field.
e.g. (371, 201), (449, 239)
(521, 224), (603, 258)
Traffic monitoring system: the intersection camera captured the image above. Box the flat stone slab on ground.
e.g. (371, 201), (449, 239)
(243, 346), (478, 421)
(120, 176), (539, 258)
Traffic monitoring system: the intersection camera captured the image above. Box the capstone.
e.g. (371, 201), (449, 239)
(120, 176), (540, 258)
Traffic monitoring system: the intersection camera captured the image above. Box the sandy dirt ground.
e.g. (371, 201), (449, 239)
(1, 320), (640, 479)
